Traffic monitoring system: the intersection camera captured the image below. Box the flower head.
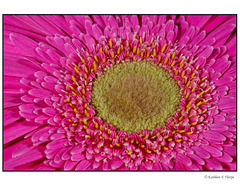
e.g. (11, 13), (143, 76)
(3, 15), (236, 170)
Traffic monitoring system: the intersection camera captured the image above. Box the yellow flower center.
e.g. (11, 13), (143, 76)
(91, 61), (181, 133)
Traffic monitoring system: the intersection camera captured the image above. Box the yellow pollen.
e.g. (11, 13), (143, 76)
(93, 61), (97, 71)
(121, 45), (124, 52)
(199, 90), (205, 97)
(100, 125), (103, 131)
(186, 91), (190, 98)
(116, 143), (120, 147)
(110, 144), (113, 148)
(74, 108), (78, 113)
(171, 61), (176, 67)
(137, 48), (140, 55)
(84, 110), (90, 117)
(86, 51), (89, 57)
(145, 134), (149, 139)
(131, 140), (134, 144)
(181, 71), (185, 78)
(128, 151), (133, 155)
(163, 136), (168, 139)
(179, 130), (185, 133)
(95, 123), (98, 129)
(80, 57), (86, 65)
(126, 40), (129, 47)
(69, 85), (75, 91)
(111, 52), (115, 58)
(188, 114), (193, 118)
(104, 48), (108, 55)
(74, 66), (80, 75)
(99, 136), (103, 139)
(191, 122), (197, 125)
(191, 72), (196, 78)
(99, 47), (103, 52)
(117, 47), (121, 55)
(171, 52), (175, 59)
(83, 119), (88, 125)
(84, 67), (89, 74)
(147, 51), (150, 57)
(185, 81), (191, 88)
(205, 87), (211, 92)
(68, 119), (72, 122)
(85, 135), (91, 138)
(150, 37), (154, 44)
(179, 116), (183, 121)
(186, 131), (193, 135)
(190, 60), (193, 64)
(83, 125), (88, 129)
(163, 147), (169, 150)
(64, 98), (70, 103)
(125, 137), (128, 141)
(72, 91), (77, 96)
(175, 139), (182, 142)
(192, 85), (196, 92)
(168, 138), (173, 141)
(179, 59), (184, 66)
(196, 101), (202, 107)
(161, 44), (167, 53)
(203, 99), (209, 103)
(82, 89), (86, 95)
(71, 62), (78, 68)
(146, 149), (152, 153)
(158, 56), (162, 62)
(72, 76), (77, 84)
(109, 39), (113, 49)
(163, 57), (168, 64)
(196, 65), (200, 70)
(175, 70), (179, 75)
(153, 49), (156, 57)
(141, 145), (145, 148)
(140, 37), (142, 44)
(202, 109), (207, 114)
(201, 76), (207, 81)
(72, 123), (77, 127)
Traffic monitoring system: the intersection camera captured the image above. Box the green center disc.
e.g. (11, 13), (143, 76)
(91, 61), (181, 133)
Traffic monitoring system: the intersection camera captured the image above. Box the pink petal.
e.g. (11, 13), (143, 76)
(176, 154), (192, 166)
(203, 145), (222, 157)
(75, 160), (92, 170)
(203, 130), (226, 142)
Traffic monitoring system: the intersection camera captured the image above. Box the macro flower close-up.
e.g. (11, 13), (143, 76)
(3, 14), (236, 171)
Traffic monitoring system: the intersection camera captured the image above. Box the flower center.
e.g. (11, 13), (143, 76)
(91, 61), (181, 133)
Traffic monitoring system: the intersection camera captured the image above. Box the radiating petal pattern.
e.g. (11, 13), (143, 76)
(3, 15), (236, 171)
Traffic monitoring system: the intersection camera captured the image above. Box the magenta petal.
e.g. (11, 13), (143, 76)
(203, 145), (222, 157)
(4, 120), (42, 144)
(191, 146), (210, 159)
(176, 154), (192, 166)
(111, 159), (123, 170)
(75, 160), (92, 170)
(203, 130), (226, 142)
(188, 154), (205, 165)
(205, 158), (223, 170)
(4, 147), (45, 170)
(46, 139), (67, 149)
(10, 33), (38, 55)
(28, 88), (52, 99)
(64, 160), (79, 170)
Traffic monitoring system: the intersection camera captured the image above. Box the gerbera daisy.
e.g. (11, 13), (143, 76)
(3, 15), (236, 171)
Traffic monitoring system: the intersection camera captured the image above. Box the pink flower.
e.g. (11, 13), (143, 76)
(3, 15), (236, 170)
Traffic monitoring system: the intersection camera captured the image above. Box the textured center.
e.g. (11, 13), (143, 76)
(91, 61), (181, 133)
